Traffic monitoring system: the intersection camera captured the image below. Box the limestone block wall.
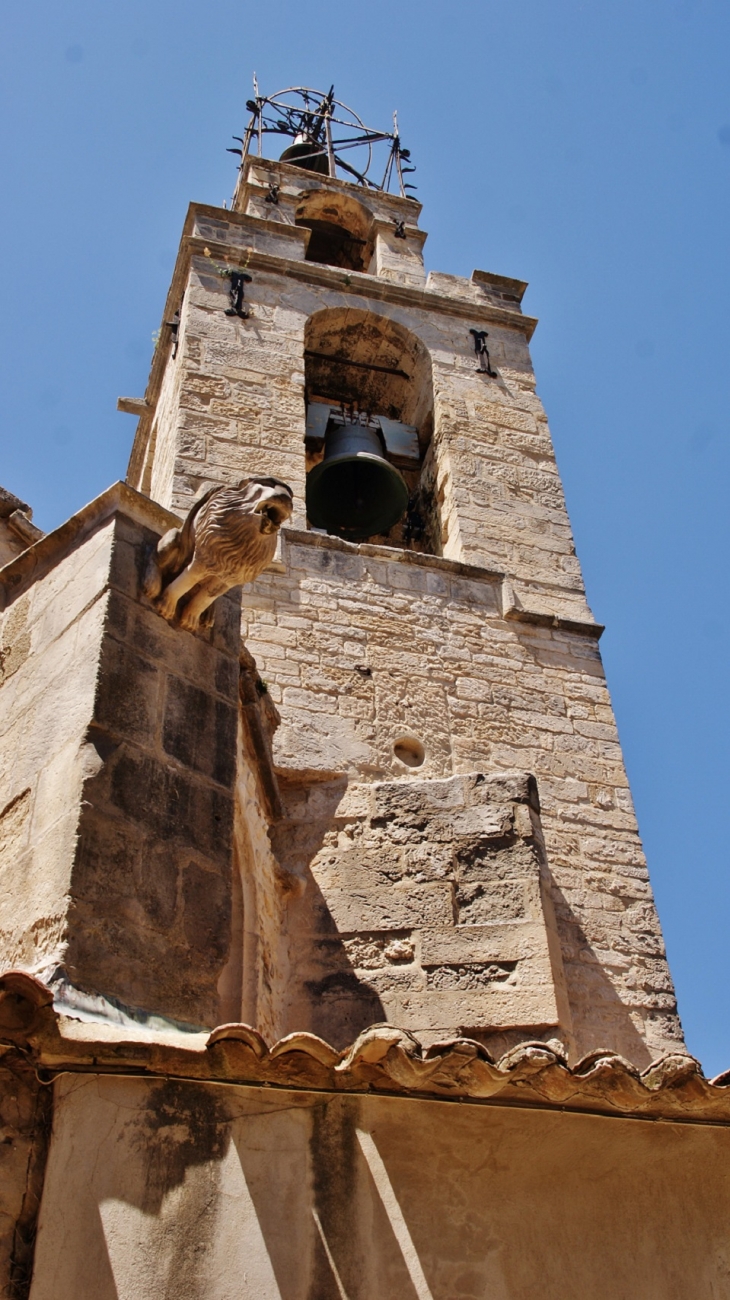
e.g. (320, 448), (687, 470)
(370, 219), (428, 286)
(0, 521), (113, 974)
(270, 770), (572, 1052)
(233, 157), (426, 264)
(151, 254), (309, 522)
(243, 531), (680, 1065)
(27, 1073), (730, 1300)
(0, 486), (241, 1028)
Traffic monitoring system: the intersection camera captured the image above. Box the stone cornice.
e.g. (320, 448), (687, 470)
(185, 223), (538, 337)
(282, 525), (505, 586)
(281, 528), (603, 637)
(1, 971), (728, 1125)
(472, 268), (529, 302)
(234, 153), (424, 221)
(0, 490), (602, 641)
(0, 482), (179, 611)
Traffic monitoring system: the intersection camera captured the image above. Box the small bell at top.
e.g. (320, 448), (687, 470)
(279, 133), (329, 175)
(306, 421), (409, 541)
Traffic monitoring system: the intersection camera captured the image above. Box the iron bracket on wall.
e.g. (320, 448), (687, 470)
(393, 218), (407, 239)
(225, 272), (253, 319)
(167, 310), (181, 359)
(470, 328), (498, 377)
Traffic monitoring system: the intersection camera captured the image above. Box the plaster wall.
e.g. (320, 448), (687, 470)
(0, 1063), (48, 1297)
(28, 1073), (730, 1300)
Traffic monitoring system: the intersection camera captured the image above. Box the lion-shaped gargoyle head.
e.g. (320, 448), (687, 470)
(144, 474), (294, 632)
(238, 476), (295, 534)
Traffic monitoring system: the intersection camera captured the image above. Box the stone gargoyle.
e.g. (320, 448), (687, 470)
(143, 476), (294, 630)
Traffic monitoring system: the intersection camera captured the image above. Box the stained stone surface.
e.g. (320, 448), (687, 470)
(0, 137), (716, 1300)
(240, 530), (679, 1063)
(0, 487), (241, 1027)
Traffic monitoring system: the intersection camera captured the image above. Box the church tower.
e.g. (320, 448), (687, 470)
(5, 87), (729, 1300)
(124, 85), (680, 1064)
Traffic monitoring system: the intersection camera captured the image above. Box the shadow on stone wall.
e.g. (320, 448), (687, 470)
(550, 881), (667, 1068)
(270, 778), (387, 1049)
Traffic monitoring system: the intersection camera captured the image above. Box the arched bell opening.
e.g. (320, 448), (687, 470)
(295, 190), (375, 273)
(303, 308), (437, 551)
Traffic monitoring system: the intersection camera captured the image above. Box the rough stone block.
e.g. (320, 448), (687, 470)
(276, 771), (572, 1046)
(162, 676), (237, 788)
(321, 883), (455, 934)
(109, 749), (233, 864)
(94, 635), (161, 744)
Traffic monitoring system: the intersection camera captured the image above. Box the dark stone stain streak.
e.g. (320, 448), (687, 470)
(308, 1098), (361, 1300)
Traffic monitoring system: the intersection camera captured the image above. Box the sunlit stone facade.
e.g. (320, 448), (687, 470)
(1, 138), (726, 1300)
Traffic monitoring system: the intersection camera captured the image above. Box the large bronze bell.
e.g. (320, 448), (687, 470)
(279, 134), (329, 175)
(306, 422), (409, 540)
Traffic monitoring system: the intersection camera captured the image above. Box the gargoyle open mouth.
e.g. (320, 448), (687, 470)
(255, 495), (293, 531)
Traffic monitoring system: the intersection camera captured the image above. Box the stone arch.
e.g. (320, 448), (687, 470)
(304, 307), (432, 427)
(295, 190), (376, 272)
(303, 307), (438, 550)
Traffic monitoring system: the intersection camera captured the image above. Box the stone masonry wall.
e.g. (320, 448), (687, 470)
(0, 522), (112, 975)
(271, 769), (572, 1052)
(244, 531), (680, 1065)
(0, 491), (241, 1028)
(137, 195), (591, 624)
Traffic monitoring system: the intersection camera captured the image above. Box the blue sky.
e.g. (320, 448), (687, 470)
(2, 0), (728, 1072)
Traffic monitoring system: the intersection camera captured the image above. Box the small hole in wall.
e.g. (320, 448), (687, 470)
(393, 736), (426, 768)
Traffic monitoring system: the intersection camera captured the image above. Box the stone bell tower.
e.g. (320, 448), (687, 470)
(8, 85), (730, 1300)
(120, 85), (681, 1064)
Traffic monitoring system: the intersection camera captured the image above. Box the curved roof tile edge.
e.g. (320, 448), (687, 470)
(2, 972), (728, 1123)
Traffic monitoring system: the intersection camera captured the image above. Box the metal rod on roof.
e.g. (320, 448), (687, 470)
(392, 112), (407, 199)
(241, 117), (256, 165)
(253, 74), (263, 157)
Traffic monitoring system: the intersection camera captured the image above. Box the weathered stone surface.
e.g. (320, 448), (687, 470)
(122, 162), (677, 1062)
(0, 484), (43, 569)
(0, 977), (723, 1121)
(0, 487), (241, 1028)
(142, 476), (292, 630)
(162, 676), (238, 787)
(271, 771), (571, 1052)
(0, 124), (717, 1300)
(0, 969), (726, 1299)
(242, 530), (679, 1064)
